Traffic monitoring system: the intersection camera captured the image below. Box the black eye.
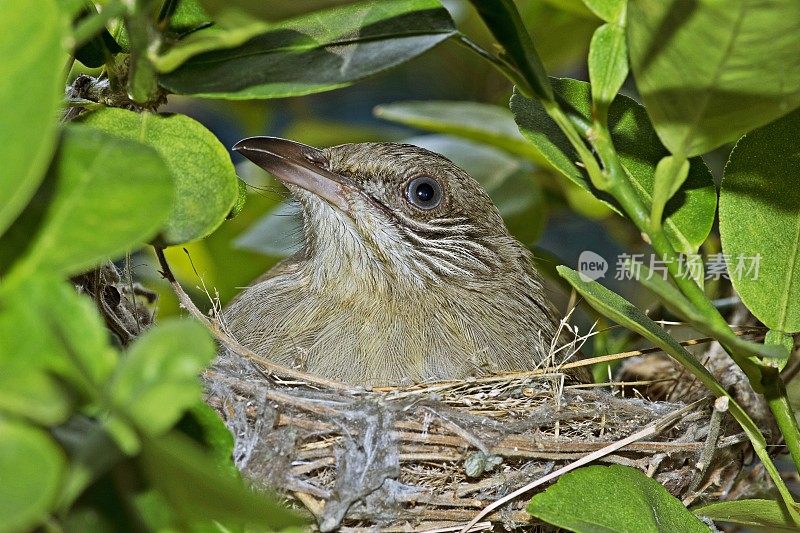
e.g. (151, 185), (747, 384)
(405, 176), (443, 210)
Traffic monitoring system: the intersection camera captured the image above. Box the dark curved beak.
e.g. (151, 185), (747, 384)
(233, 136), (351, 212)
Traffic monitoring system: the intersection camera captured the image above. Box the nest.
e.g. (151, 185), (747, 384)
(203, 345), (756, 532)
(155, 251), (761, 531)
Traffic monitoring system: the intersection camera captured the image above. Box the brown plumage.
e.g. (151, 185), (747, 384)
(225, 137), (579, 387)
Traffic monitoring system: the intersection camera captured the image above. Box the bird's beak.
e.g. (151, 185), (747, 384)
(233, 136), (352, 212)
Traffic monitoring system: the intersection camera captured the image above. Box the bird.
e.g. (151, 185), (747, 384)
(225, 136), (584, 387)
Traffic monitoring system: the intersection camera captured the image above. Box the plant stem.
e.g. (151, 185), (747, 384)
(763, 366), (800, 470)
(71, 1), (127, 49)
(542, 102), (607, 189)
(585, 111), (800, 478)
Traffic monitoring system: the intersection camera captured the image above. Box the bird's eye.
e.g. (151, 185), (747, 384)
(405, 176), (443, 210)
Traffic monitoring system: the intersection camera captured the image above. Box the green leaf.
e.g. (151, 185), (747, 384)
(0, 273), (118, 421)
(165, 0), (212, 35)
(528, 465), (708, 533)
(228, 177), (248, 219)
(557, 265), (799, 515)
(139, 430), (306, 529)
(628, 261), (787, 360)
(627, 0), (800, 156)
(0, 0), (66, 236)
(80, 108), (238, 244)
(693, 499), (799, 532)
(179, 402), (236, 475)
(0, 420), (66, 533)
(465, 0), (553, 101)
(588, 22), (628, 110)
(650, 155), (689, 229)
(159, 0), (456, 99)
(513, 3), (598, 74)
(511, 78), (716, 253)
(57, 0), (87, 18)
(73, 2), (123, 68)
(153, 9), (268, 73)
(53, 416), (124, 513)
(0, 279), (73, 424)
(10, 126), (173, 277)
(373, 100), (549, 164)
(35, 276), (118, 395)
(719, 109), (800, 333)
(558, 265), (729, 399)
(765, 331), (794, 370)
(125, 8), (160, 105)
(582, 0), (625, 23)
(109, 319), (215, 436)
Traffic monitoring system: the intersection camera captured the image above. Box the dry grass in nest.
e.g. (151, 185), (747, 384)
(156, 250), (755, 532)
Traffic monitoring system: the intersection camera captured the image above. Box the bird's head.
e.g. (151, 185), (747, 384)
(234, 137), (534, 291)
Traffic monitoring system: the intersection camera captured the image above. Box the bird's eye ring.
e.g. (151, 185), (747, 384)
(405, 176), (443, 210)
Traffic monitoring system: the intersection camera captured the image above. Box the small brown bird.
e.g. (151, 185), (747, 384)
(226, 137), (577, 387)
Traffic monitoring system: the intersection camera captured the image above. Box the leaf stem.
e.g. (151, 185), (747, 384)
(453, 33), (532, 93)
(542, 101), (607, 189)
(71, 1), (127, 49)
(584, 102), (800, 480)
(763, 366), (800, 471)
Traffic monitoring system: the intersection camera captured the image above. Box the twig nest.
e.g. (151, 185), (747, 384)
(205, 346), (752, 531)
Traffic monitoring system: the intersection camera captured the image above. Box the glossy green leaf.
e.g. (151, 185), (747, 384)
(582, 0), (624, 23)
(588, 22), (628, 110)
(126, 9), (160, 105)
(198, 0), (353, 20)
(160, 0), (456, 99)
(765, 331), (794, 370)
(693, 499), (799, 532)
(519, 2), (599, 72)
(511, 78), (716, 253)
(139, 430), (306, 529)
(627, 0), (800, 156)
(629, 261), (788, 360)
(528, 465), (708, 533)
(81, 108), (238, 244)
(373, 100), (548, 164)
(558, 265), (731, 398)
(465, 0), (552, 101)
(0, 0), (66, 236)
(557, 265), (798, 513)
(0, 420), (65, 533)
(165, 0), (212, 35)
(719, 109), (800, 334)
(73, 2), (123, 68)
(109, 319), (215, 436)
(153, 9), (268, 72)
(34, 274), (119, 390)
(13, 126), (173, 276)
(650, 155), (689, 228)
